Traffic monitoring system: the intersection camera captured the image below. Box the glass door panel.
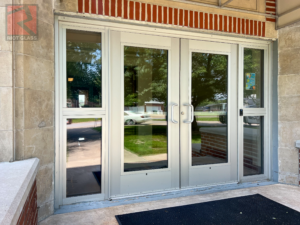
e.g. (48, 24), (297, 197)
(123, 46), (168, 172)
(191, 52), (228, 166)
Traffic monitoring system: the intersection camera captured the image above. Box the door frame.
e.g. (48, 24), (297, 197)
(55, 15), (273, 207)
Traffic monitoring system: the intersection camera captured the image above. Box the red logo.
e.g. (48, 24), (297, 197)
(6, 5), (38, 41)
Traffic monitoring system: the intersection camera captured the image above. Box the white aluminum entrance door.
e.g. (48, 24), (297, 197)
(110, 31), (180, 197)
(180, 39), (238, 188)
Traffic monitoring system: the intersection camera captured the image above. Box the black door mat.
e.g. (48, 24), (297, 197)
(115, 194), (300, 225)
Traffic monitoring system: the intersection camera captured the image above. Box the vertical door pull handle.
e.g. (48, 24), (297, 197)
(240, 109), (243, 116)
(171, 104), (178, 124)
(183, 104), (194, 124)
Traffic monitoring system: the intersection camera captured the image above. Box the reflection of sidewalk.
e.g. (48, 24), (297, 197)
(124, 149), (167, 163)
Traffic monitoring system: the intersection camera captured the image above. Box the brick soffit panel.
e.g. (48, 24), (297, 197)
(77, 0), (273, 37)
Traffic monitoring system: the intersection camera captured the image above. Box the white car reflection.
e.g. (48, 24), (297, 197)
(124, 111), (150, 125)
(244, 116), (260, 125)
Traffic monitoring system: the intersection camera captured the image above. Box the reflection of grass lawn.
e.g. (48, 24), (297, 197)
(196, 117), (219, 121)
(72, 118), (100, 123)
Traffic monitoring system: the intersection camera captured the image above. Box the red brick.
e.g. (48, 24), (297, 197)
(189, 11), (193, 28)
(250, 20), (253, 35)
(266, 18), (276, 22)
(85, 0), (89, 13)
(224, 16), (227, 32)
(229, 16), (232, 32)
(104, 0), (109, 16)
(163, 7), (168, 24)
(169, 7), (173, 24)
(214, 14), (218, 31)
(179, 9), (183, 26)
(262, 22), (265, 37)
(242, 19), (245, 34)
(158, 6), (162, 23)
(205, 13), (208, 29)
(78, 0), (83, 13)
(146, 4), (151, 22)
(258, 21), (262, 36)
(129, 1), (134, 20)
(219, 15), (223, 31)
(117, 0), (122, 17)
(153, 5), (157, 22)
(141, 3), (146, 21)
(174, 8), (178, 25)
(194, 11), (198, 28)
(91, 0), (96, 14)
(246, 19), (249, 35)
(200, 12), (204, 29)
(266, 2), (276, 7)
(238, 18), (241, 34)
(111, 0), (116, 17)
(98, 0), (103, 15)
(135, 2), (140, 20)
(209, 14), (213, 30)
(184, 10), (188, 27)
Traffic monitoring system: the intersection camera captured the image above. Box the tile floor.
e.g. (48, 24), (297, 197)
(39, 184), (300, 225)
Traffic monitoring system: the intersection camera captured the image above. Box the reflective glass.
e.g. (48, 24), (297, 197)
(243, 116), (264, 176)
(244, 48), (264, 108)
(66, 118), (102, 197)
(123, 46), (168, 172)
(66, 30), (102, 108)
(191, 52), (228, 166)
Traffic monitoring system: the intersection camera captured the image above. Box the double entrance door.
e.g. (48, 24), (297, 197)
(110, 31), (238, 196)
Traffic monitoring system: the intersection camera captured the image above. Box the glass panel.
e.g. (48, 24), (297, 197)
(123, 46), (168, 172)
(66, 118), (102, 197)
(244, 48), (264, 108)
(66, 30), (102, 108)
(243, 116), (264, 176)
(191, 52), (228, 166)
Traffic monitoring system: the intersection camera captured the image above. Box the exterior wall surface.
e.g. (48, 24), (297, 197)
(278, 21), (300, 186)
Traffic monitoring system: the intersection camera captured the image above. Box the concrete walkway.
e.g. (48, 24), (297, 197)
(40, 184), (300, 225)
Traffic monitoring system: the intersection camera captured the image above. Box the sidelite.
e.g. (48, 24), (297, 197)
(123, 46), (168, 172)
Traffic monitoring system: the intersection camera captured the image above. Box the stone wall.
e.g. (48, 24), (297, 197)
(278, 21), (300, 185)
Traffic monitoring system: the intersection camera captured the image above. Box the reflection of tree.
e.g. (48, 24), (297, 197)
(67, 37), (102, 107)
(191, 53), (228, 130)
(244, 49), (263, 107)
(124, 47), (168, 110)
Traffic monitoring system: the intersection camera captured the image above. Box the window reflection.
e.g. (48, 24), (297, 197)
(66, 118), (102, 197)
(66, 30), (102, 108)
(244, 48), (264, 108)
(243, 116), (264, 176)
(124, 46), (168, 172)
(191, 53), (228, 166)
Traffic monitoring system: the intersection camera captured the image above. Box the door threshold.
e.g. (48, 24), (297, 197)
(55, 180), (276, 215)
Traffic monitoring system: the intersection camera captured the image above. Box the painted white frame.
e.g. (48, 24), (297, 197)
(238, 44), (270, 182)
(55, 15), (272, 205)
(55, 21), (109, 208)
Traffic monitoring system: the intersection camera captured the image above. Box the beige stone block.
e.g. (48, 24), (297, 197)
(24, 89), (54, 129)
(0, 87), (13, 130)
(279, 26), (300, 50)
(278, 147), (299, 174)
(24, 127), (54, 167)
(265, 22), (278, 39)
(38, 200), (54, 222)
(23, 55), (54, 91)
(0, 130), (13, 162)
(279, 173), (299, 186)
(15, 54), (24, 88)
(278, 122), (300, 148)
(278, 96), (300, 122)
(279, 75), (300, 97)
(15, 87), (24, 130)
(0, 7), (12, 52)
(54, 0), (77, 12)
(0, 1), (12, 7)
(36, 164), (54, 207)
(279, 48), (300, 75)
(0, 51), (12, 87)
(14, 20), (54, 61)
(15, 129), (24, 160)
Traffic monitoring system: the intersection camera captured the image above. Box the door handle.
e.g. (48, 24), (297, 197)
(171, 104), (178, 124)
(183, 104), (194, 124)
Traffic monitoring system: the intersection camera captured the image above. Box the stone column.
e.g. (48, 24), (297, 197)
(278, 22), (300, 185)
(0, 0), (13, 162)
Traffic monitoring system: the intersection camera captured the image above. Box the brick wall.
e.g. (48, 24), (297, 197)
(78, 0), (267, 37)
(17, 180), (38, 225)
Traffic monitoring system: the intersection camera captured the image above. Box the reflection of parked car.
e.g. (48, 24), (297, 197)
(244, 116), (260, 125)
(124, 111), (150, 125)
(219, 113), (227, 124)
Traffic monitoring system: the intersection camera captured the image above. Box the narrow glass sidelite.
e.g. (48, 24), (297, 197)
(191, 53), (228, 166)
(66, 30), (102, 108)
(66, 118), (102, 197)
(243, 117), (264, 176)
(123, 46), (168, 172)
(244, 48), (264, 108)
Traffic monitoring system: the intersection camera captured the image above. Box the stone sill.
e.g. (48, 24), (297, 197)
(0, 158), (39, 225)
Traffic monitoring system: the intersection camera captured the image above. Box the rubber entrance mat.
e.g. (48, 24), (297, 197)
(115, 194), (300, 225)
